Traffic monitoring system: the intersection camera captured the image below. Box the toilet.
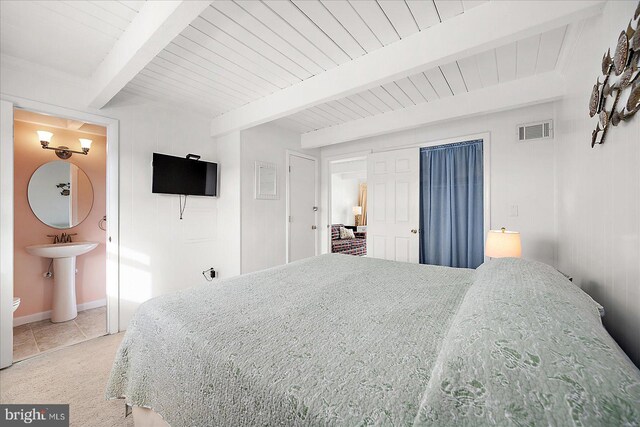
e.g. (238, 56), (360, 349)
(12, 297), (20, 313)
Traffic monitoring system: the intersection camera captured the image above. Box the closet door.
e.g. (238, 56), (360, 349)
(366, 148), (419, 263)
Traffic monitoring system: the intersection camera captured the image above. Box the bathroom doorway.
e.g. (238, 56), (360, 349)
(0, 98), (119, 368)
(13, 110), (107, 361)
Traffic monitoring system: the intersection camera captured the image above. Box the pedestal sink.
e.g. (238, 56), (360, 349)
(25, 242), (98, 322)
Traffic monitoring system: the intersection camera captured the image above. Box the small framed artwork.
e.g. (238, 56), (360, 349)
(255, 161), (278, 200)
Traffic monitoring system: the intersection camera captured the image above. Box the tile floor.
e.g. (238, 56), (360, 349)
(13, 306), (106, 362)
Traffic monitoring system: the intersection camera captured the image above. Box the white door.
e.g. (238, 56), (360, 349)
(288, 153), (317, 262)
(367, 148), (420, 263)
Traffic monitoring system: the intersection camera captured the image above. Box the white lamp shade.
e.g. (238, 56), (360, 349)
(352, 206), (362, 215)
(485, 228), (522, 258)
(37, 130), (53, 143)
(79, 138), (92, 149)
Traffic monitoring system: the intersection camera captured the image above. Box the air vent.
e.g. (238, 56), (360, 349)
(517, 120), (553, 141)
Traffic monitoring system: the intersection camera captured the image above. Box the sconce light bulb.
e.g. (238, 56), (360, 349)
(79, 138), (92, 150)
(37, 130), (53, 144)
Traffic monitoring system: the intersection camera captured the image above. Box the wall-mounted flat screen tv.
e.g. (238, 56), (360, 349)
(152, 153), (218, 197)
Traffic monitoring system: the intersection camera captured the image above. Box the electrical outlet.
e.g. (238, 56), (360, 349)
(202, 267), (216, 280)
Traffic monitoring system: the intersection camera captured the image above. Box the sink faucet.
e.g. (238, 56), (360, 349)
(61, 233), (77, 243)
(46, 233), (77, 244)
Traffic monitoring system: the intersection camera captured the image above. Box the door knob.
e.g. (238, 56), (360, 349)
(411, 229), (418, 234)
(311, 225), (317, 230)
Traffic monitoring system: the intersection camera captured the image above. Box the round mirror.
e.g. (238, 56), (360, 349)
(28, 161), (94, 229)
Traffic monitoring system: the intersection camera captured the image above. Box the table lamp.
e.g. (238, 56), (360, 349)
(485, 227), (522, 258)
(353, 206), (362, 226)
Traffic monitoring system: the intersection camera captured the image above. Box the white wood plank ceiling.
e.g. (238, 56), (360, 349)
(276, 24), (568, 133)
(0, 1), (145, 77)
(0, 0), (585, 139)
(121, 0), (488, 117)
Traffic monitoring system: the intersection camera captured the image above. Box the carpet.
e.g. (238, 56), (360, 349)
(1, 333), (133, 427)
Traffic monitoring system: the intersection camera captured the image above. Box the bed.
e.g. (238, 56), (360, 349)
(106, 254), (640, 426)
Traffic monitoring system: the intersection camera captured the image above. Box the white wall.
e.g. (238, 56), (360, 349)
(105, 99), (218, 326)
(330, 160), (366, 226)
(555, 0), (640, 366)
(319, 103), (558, 268)
(215, 130), (242, 278)
(331, 174), (360, 226)
(1, 55), (218, 328)
(240, 123), (319, 274)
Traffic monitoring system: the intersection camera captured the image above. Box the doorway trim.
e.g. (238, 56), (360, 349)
(0, 94), (119, 368)
(0, 100), (15, 368)
(285, 150), (318, 264)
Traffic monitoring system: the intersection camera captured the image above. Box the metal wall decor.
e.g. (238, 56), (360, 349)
(589, 1), (640, 147)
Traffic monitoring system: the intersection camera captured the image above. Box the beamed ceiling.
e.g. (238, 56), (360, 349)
(0, 1), (606, 147)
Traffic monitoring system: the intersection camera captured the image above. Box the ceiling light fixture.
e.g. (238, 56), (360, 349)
(37, 131), (92, 159)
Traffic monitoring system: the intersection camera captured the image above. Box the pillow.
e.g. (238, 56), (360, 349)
(339, 227), (355, 239)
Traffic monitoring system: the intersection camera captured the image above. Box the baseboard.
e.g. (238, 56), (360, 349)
(13, 299), (106, 327)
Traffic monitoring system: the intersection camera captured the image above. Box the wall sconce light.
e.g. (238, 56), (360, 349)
(37, 130), (91, 159)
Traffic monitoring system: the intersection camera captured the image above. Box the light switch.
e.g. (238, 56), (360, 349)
(509, 205), (519, 217)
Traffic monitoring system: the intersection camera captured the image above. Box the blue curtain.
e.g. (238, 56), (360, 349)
(419, 140), (484, 268)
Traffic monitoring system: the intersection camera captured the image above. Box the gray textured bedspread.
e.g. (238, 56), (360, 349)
(107, 254), (474, 426)
(106, 254), (640, 426)
(415, 258), (640, 426)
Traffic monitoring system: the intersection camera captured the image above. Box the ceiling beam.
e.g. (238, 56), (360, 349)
(210, 0), (603, 137)
(66, 120), (85, 130)
(300, 72), (565, 148)
(87, 1), (211, 109)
